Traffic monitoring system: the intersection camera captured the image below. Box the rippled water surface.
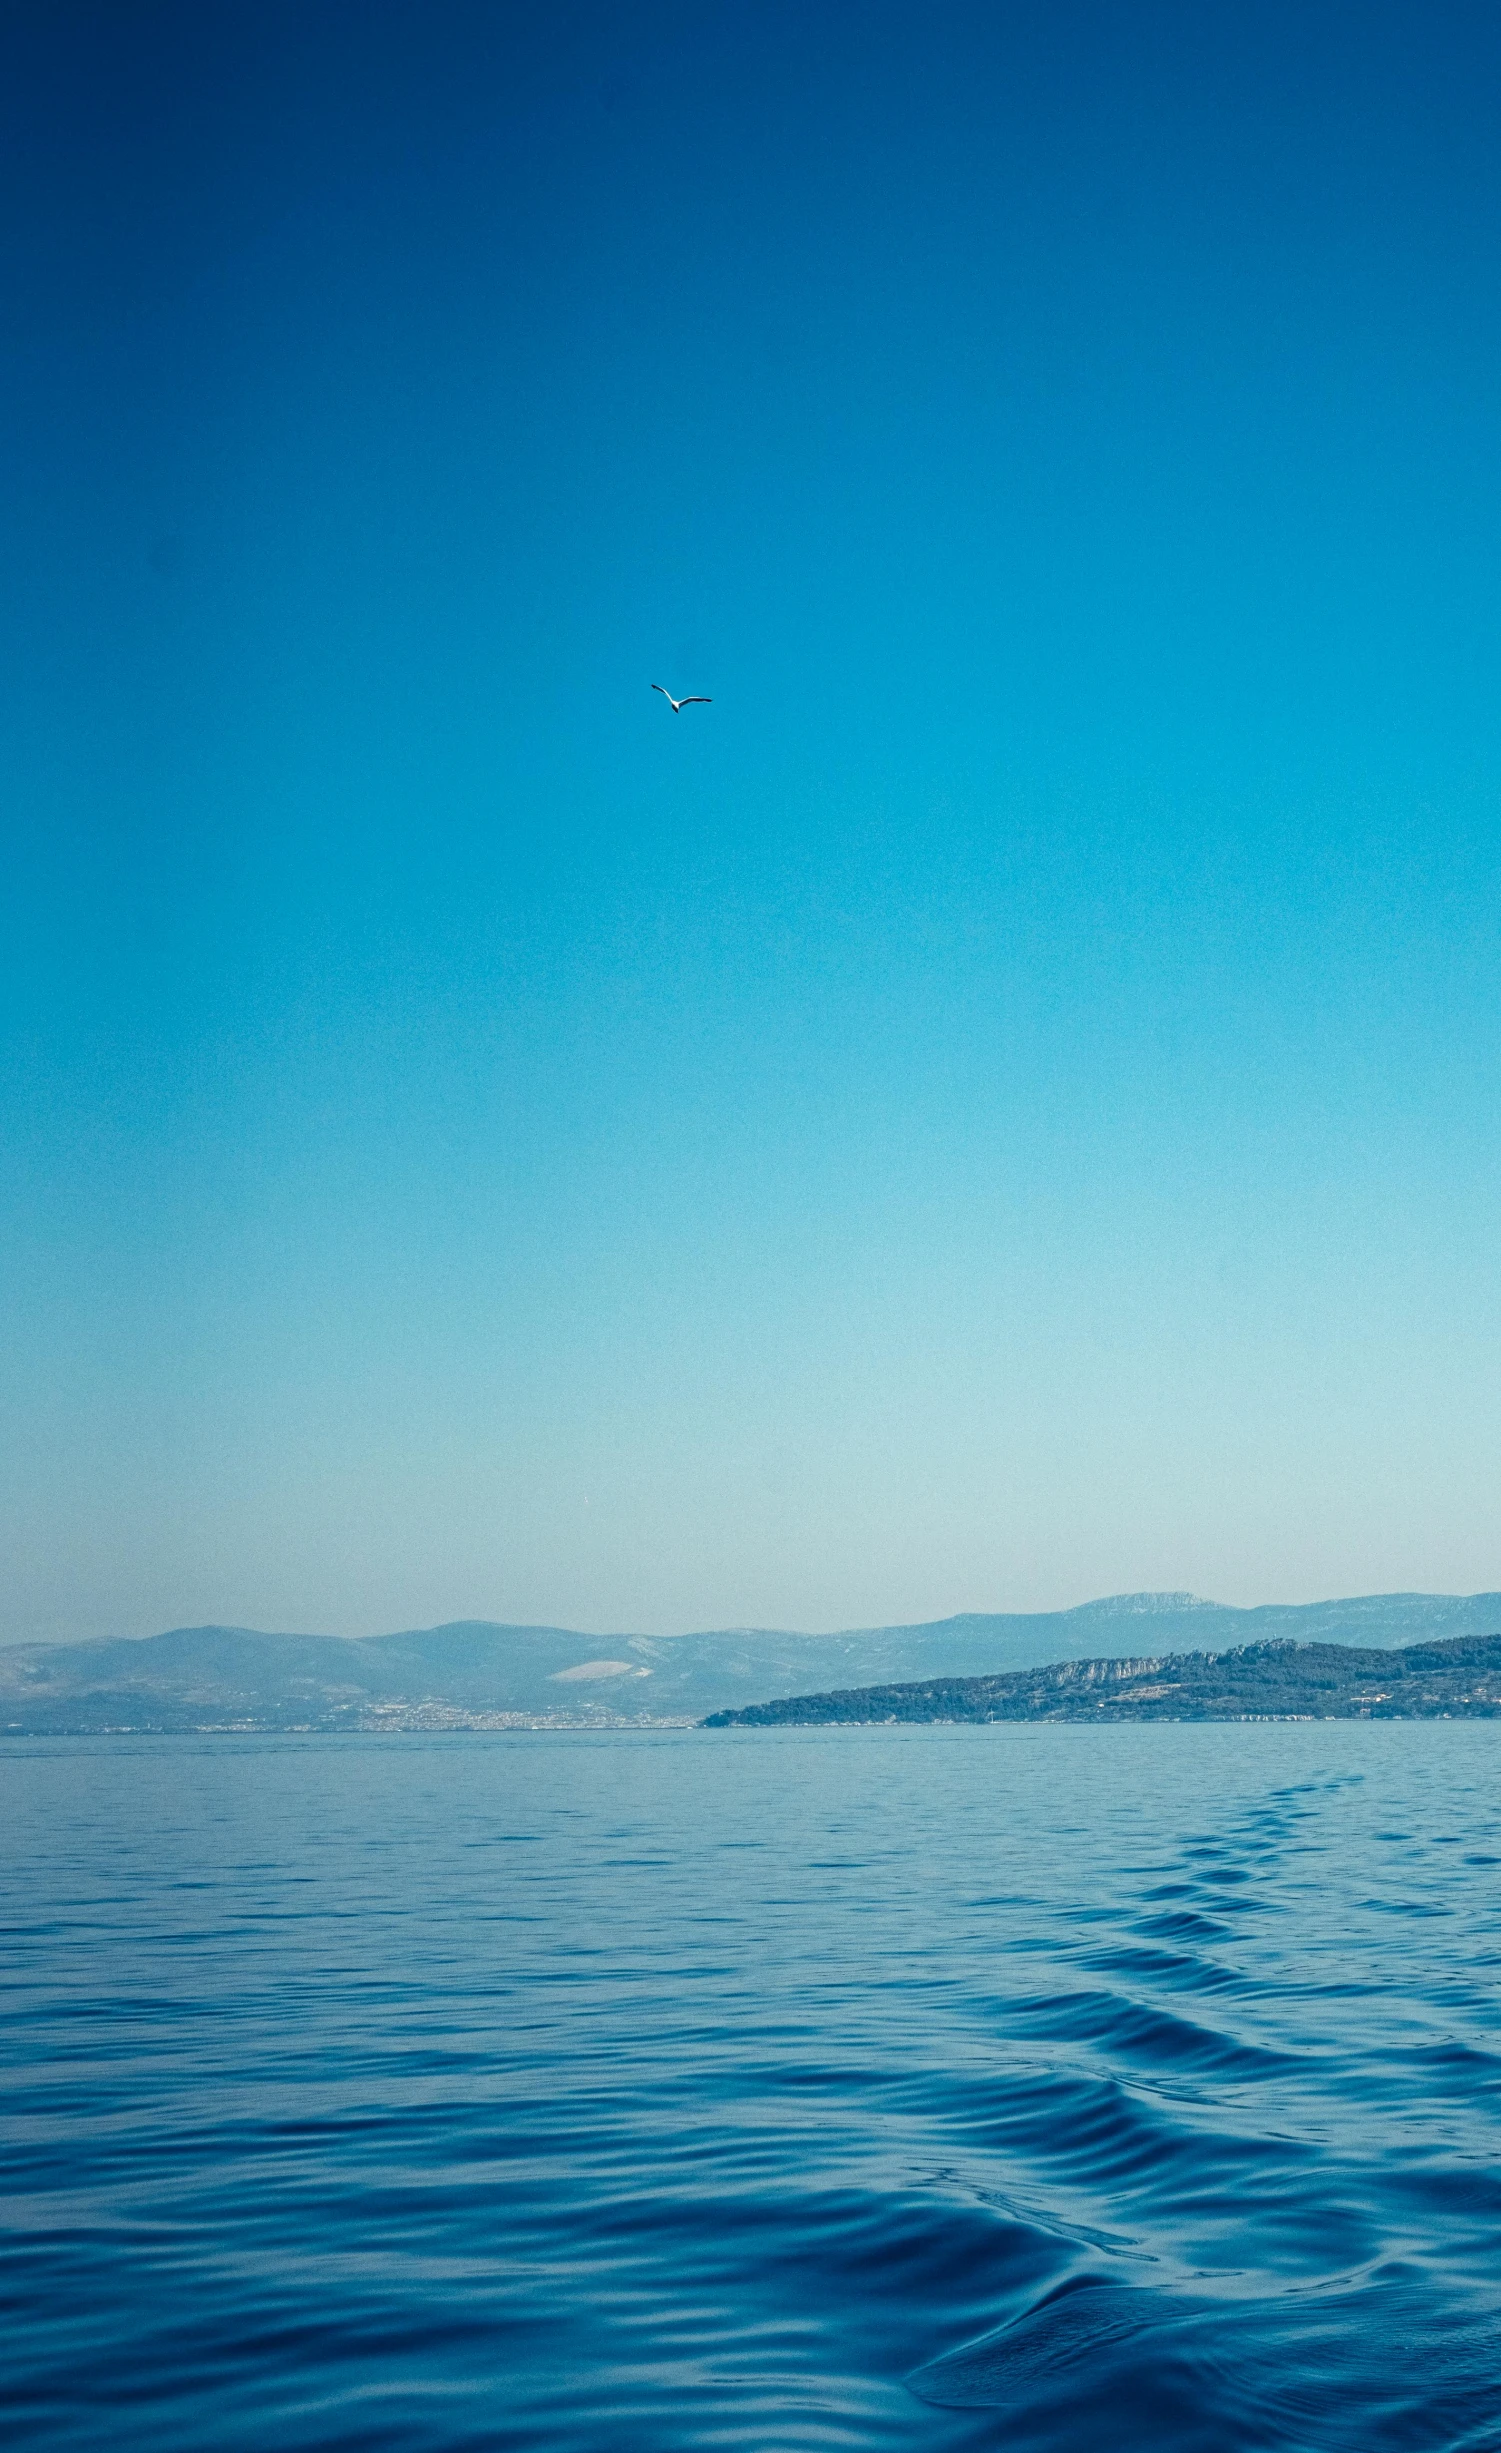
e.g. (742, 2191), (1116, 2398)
(6, 1725), (1501, 2449)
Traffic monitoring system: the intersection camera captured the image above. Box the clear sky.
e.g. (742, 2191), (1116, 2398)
(4, 0), (1501, 1642)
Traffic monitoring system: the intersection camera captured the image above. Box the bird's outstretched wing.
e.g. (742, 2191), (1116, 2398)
(650, 682), (676, 706)
(675, 696), (712, 707)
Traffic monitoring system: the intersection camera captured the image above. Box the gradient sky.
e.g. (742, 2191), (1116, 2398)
(5, 0), (1501, 1642)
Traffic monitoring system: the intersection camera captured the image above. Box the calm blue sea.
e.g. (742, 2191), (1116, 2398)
(5, 1725), (1501, 2450)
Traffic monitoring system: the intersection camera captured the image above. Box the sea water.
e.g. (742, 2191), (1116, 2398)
(4, 1724), (1501, 2450)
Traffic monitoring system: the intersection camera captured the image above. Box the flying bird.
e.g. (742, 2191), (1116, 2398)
(651, 683), (712, 712)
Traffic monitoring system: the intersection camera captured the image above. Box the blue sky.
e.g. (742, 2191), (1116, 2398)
(4, 0), (1501, 1640)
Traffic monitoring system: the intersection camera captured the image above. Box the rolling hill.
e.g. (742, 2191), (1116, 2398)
(3, 1590), (1501, 1731)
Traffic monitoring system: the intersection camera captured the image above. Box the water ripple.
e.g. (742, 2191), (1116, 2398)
(4, 1723), (1501, 2447)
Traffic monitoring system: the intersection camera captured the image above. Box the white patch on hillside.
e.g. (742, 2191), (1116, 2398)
(548, 1659), (650, 1683)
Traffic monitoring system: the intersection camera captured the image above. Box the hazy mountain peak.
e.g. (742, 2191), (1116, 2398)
(1065, 1591), (1217, 1618)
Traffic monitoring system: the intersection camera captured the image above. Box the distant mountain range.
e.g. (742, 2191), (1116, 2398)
(703, 1632), (1501, 1726)
(3, 1590), (1500, 1732)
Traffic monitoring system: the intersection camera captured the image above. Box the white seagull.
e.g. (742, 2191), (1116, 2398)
(651, 683), (712, 712)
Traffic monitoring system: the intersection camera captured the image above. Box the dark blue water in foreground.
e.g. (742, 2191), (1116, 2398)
(5, 1726), (1501, 2450)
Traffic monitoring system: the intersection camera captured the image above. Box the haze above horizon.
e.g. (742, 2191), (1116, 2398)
(4, 1), (1500, 1647)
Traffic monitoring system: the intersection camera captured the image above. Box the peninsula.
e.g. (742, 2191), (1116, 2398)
(701, 1633), (1501, 1725)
